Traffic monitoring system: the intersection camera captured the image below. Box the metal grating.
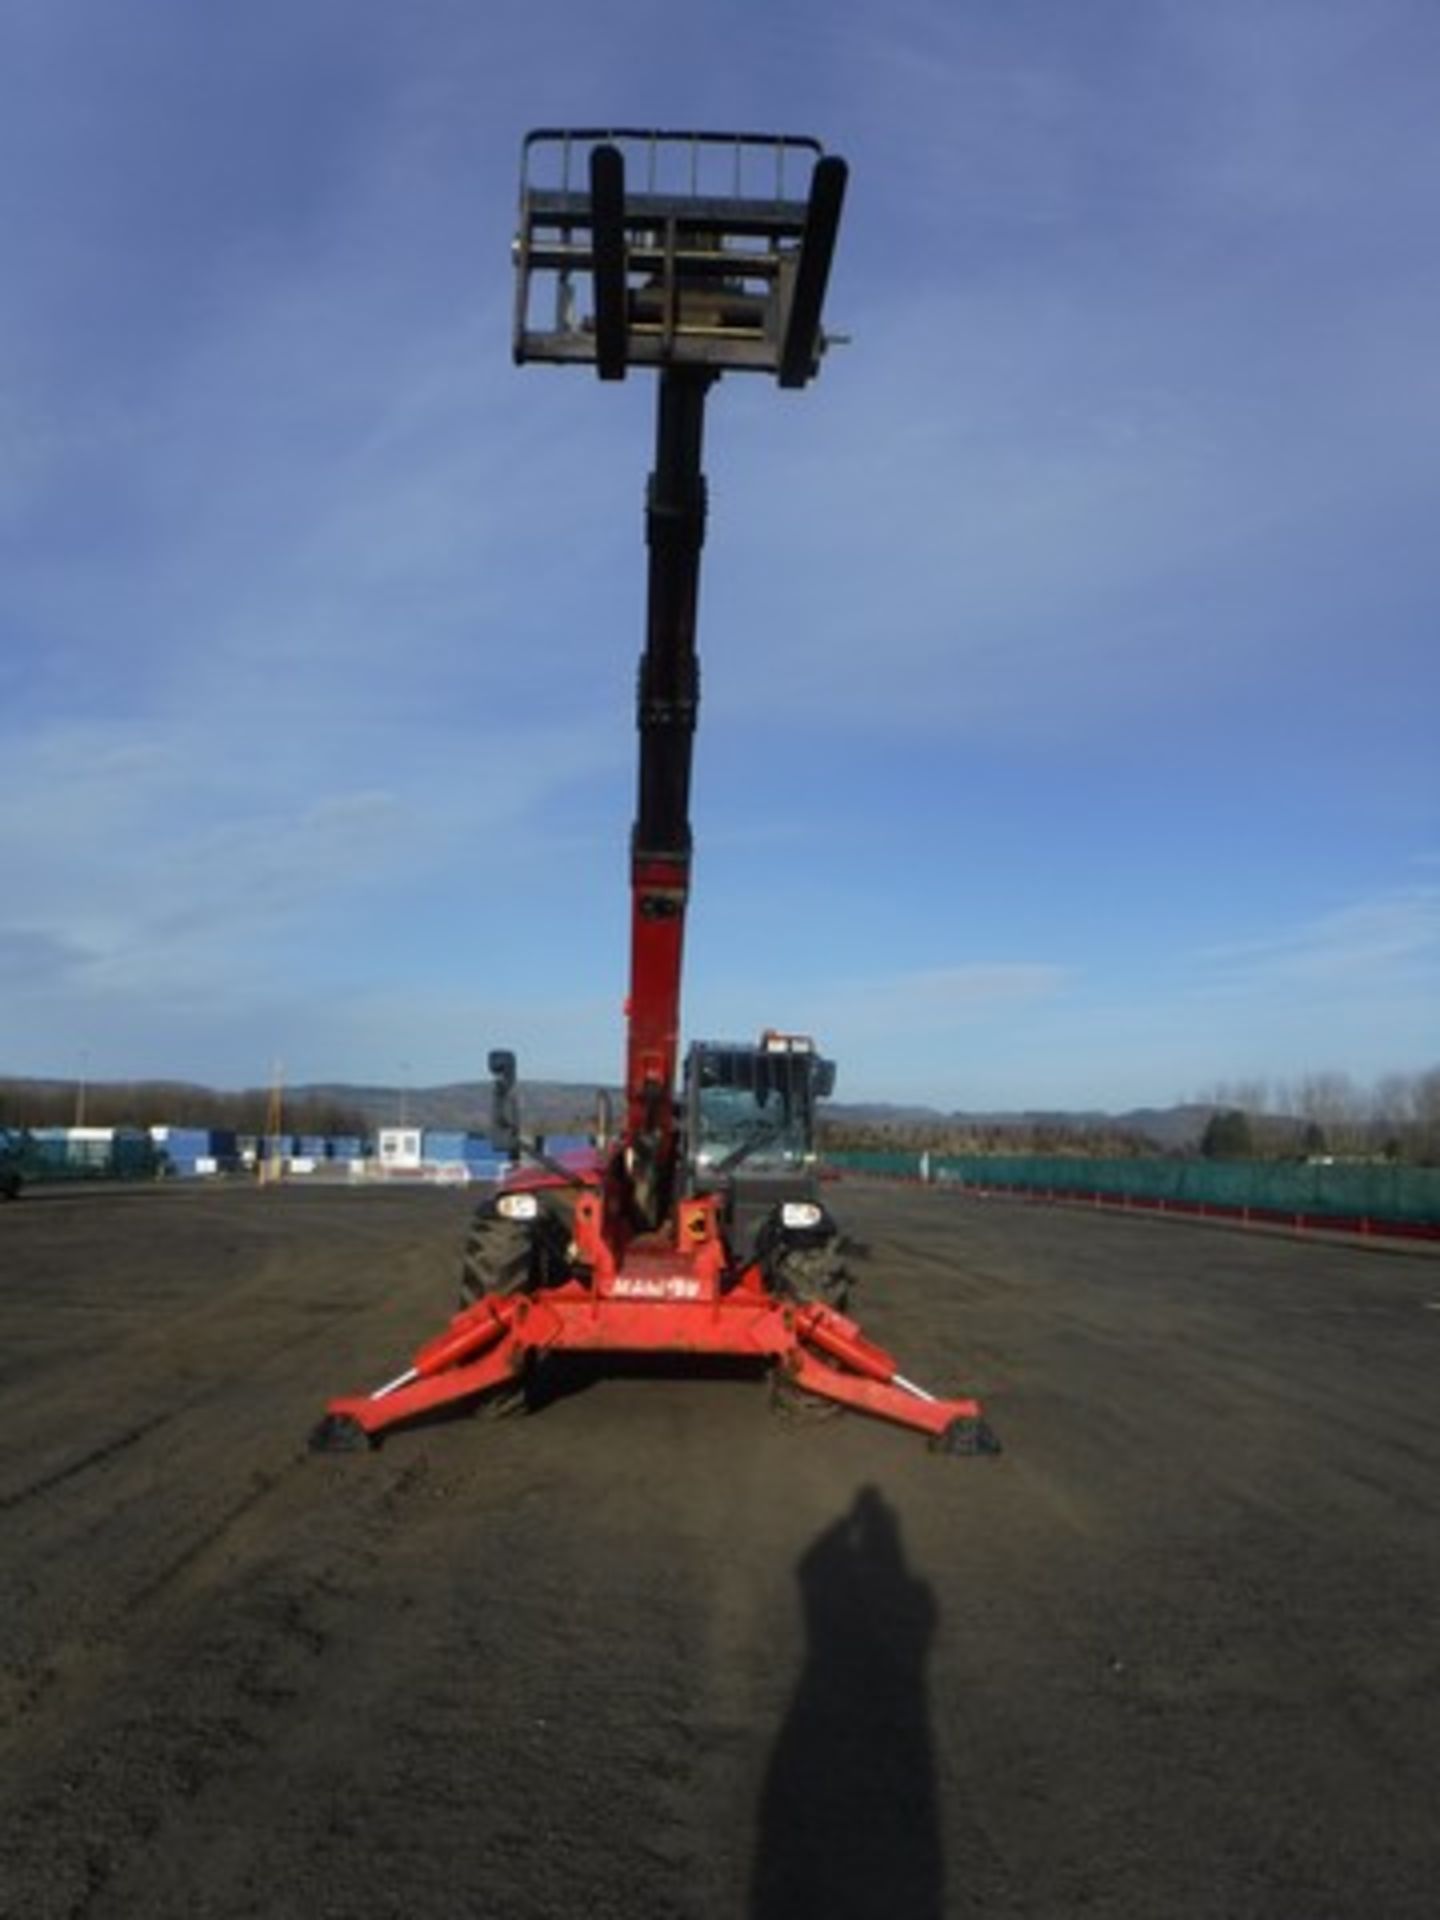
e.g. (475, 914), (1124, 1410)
(513, 129), (846, 383)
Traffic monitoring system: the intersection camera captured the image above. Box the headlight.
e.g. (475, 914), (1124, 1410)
(780, 1201), (823, 1231)
(497, 1191), (540, 1221)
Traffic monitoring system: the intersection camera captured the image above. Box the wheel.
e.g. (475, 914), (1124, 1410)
(458, 1211), (534, 1306)
(457, 1201), (571, 1306)
(770, 1240), (851, 1313)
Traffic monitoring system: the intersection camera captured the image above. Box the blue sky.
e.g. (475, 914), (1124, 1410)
(3, 0), (1437, 1110)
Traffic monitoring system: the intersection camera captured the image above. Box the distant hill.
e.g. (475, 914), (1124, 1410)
(292, 1082), (1212, 1152)
(2, 1072), (1213, 1152)
(295, 1080), (607, 1134)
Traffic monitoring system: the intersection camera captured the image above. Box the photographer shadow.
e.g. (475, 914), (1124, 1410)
(751, 1485), (943, 1919)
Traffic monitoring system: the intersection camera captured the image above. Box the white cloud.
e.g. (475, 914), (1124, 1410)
(1198, 887), (1440, 994)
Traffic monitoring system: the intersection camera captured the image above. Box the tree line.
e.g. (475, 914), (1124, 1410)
(0, 1078), (371, 1140)
(818, 1117), (1157, 1159)
(1193, 1066), (1440, 1165)
(818, 1065), (1440, 1167)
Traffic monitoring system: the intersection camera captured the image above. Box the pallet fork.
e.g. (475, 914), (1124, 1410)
(312, 131), (998, 1458)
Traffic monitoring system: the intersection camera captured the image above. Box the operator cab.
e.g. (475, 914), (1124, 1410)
(685, 1030), (834, 1183)
(683, 1032), (845, 1302)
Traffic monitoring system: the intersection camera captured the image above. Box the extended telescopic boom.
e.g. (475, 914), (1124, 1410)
(511, 129), (847, 1223)
(624, 365), (709, 1221)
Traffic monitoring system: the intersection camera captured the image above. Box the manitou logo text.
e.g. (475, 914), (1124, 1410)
(611, 1275), (703, 1300)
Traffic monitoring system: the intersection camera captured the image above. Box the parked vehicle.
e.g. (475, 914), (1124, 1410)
(1, 1126), (31, 1200)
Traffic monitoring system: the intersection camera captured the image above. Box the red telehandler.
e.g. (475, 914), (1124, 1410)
(311, 130), (998, 1457)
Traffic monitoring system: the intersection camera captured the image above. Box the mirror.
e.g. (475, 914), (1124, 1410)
(488, 1049), (520, 1156)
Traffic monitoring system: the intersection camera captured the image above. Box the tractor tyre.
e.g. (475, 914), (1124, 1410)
(458, 1213), (533, 1307)
(771, 1242), (851, 1314)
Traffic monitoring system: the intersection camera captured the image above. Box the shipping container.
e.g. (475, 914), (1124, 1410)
(27, 1127), (159, 1181)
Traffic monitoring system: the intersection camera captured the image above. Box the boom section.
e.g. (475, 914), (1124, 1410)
(627, 367), (709, 1161)
(511, 128), (848, 1216)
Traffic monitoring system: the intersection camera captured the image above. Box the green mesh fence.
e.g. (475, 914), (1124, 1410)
(826, 1152), (1440, 1229)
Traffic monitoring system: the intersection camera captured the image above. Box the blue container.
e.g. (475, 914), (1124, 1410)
(325, 1135), (364, 1159)
(154, 1127), (209, 1162)
(423, 1130), (468, 1162)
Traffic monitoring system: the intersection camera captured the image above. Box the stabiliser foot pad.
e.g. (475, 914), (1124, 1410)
(931, 1415), (1002, 1457)
(308, 1413), (374, 1454)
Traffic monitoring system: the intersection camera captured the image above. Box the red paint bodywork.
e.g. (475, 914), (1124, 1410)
(318, 1159), (988, 1448)
(625, 854), (689, 1153)
(322, 1250), (984, 1446)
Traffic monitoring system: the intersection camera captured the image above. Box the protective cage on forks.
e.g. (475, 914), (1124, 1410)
(311, 127), (999, 1460)
(512, 128), (848, 384)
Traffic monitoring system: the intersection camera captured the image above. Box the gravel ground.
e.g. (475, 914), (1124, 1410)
(2, 1178), (1437, 1918)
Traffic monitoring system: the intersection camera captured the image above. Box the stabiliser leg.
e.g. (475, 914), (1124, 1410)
(786, 1304), (1002, 1455)
(310, 1288), (999, 1456)
(310, 1294), (530, 1451)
